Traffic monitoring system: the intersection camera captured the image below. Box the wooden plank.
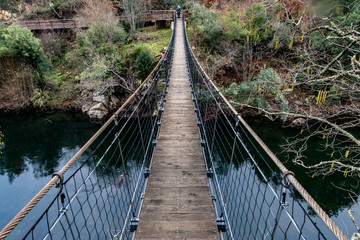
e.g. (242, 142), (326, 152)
(135, 17), (219, 239)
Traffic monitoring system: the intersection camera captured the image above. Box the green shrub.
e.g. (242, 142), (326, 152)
(31, 89), (51, 108)
(270, 21), (291, 49)
(66, 22), (126, 72)
(246, 3), (272, 42)
(225, 68), (289, 120)
(135, 49), (154, 80)
(77, 22), (126, 52)
(0, 0), (19, 13)
(255, 68), (289, 117)
(256, 68), (282, 85)
(223, 9), (250, 42)
(186, 2), (224, 51)
(0, 24), (51, 81)
(66, 22), (128, 95)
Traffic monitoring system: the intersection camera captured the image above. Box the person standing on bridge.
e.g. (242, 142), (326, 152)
(177, 5), (181, 18)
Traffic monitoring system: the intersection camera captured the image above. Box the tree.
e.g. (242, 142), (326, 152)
(185, 2), (224, 52)
(273, 0), (360, 178)
(121, 0), (143, 33)
(76, 0), (118, 26)
(66, 22), (135, 95)
(188, 0), (360, 179)
(0, 23), (51, 82)
(135, 49), (154, 80)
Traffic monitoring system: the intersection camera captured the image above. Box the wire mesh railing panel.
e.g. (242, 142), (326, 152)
(183, 15), (337, 240)
(0, 13), (177, 240)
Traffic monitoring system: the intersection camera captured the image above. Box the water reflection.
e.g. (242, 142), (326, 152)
(249, 121), (360, 215)
(0, 112), (100, 232)
(0, 112), (99, 182)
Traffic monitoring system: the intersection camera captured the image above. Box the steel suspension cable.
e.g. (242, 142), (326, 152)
(182, 14), (348, 240)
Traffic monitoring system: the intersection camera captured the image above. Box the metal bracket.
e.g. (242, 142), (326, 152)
(130, 218), (139, 232)
(157, 121), (162, 127)
(206, 168), (214, 178)
(113, 114), (119, 126)
(283, 171), (295, 188)
(52, 172), (64, 188)
(59, 206), (67, 214)
(281, 171), (295, 205)
(144, 168), (151, 178)
(216, 217), (226, 232)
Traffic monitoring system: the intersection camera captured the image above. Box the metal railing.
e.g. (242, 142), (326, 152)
(182, 14), (348, 240)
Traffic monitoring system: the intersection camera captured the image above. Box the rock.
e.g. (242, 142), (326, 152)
(88, 103), (109, 120)
(291, 118), (306, 127)
(109, 96), (121, 110)
(192, 45), (196, 51)
(89, 102), (107, 111)
(81, 102), (92, 114)
(88, 110), (108, 120)
(110, 95), (120, 107)
(93, 95), (109, 108)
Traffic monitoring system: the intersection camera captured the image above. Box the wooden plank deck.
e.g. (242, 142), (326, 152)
(135, 17), (219, 240)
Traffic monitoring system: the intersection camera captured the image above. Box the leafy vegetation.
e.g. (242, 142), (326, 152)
(123, 28), (172, 55)
(187, 0), (360, 181)
(185, 2), (224, 51)
(135, 49), (154, 80)
(0, 24), (51, 82)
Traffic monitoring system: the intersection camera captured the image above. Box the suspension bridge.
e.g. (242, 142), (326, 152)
(0, 12), (349, 240)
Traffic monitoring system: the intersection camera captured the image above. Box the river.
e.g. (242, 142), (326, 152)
(0, 112), (358, 238)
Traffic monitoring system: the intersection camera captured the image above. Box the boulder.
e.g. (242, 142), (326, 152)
(110, 95), (120, 108)
(81, 102), (93, 114)
(291, 118), (306, 127)
(88, 110), (108, 120)
(93, 95), (109, 108)
(88, 103), (109, 120)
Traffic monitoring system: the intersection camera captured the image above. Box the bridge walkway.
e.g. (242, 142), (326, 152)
(135, 17), (219, 239)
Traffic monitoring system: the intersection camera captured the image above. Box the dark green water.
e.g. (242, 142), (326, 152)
(0, 112), (358, 237)
(250, 121), (360, 237)
(0, 112), (99, 233)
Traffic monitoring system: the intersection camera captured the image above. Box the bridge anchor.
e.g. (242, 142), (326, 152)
(130, 218), (139, 232)
(216, 217), (226, 232)
(144, 168), (151, 178)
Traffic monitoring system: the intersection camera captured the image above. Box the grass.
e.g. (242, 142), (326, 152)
(123, 27), (173, 56)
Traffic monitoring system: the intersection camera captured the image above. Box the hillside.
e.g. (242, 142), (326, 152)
(0, 0), (180, 119)
(184, 0), (360, 180)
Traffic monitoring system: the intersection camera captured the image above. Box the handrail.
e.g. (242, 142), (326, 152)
(183, 16), (348, 240)
(0, 12), (176, 239)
